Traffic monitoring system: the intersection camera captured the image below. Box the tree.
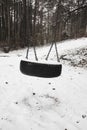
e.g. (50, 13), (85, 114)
(0, 0), (87, 51)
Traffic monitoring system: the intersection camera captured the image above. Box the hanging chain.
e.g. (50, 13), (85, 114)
(46, 3), (60, 62)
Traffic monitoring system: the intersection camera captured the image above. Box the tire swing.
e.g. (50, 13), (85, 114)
(20, 39), (62, 78)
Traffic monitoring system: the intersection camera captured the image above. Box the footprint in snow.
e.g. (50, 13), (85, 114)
(52, 88), (56, 90)
(5, 81), (8, 84)
(82, 114), (86, 118)
(48, 82), (51, 85)
(76, 121), (80, 123)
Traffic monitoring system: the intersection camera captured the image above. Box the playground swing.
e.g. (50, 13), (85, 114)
(20, 38), (62, 78)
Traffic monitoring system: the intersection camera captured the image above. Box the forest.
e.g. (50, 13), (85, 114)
(0, 0), (87, 52)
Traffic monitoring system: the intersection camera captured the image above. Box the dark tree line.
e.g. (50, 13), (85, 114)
(0, 0), (87, 51)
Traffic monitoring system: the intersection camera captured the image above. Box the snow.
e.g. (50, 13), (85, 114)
(0, 37), (87, 130)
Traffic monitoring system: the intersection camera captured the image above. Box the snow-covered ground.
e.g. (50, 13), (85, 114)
(0, 37), (87, 130)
